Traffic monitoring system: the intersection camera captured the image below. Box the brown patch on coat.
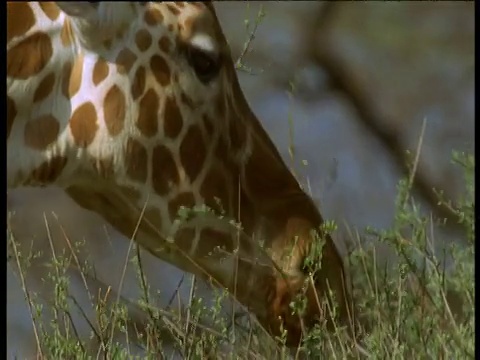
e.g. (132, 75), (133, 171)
(70, 102), (98, 147)
(7, 32), (53, 79)
(24, 114), (60, 150)
(103, 85), (126, 137)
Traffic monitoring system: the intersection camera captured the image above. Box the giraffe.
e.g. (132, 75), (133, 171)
(7, 1), (353, 346)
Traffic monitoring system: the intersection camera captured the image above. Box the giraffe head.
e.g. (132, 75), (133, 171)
(7, 2), (353, 347)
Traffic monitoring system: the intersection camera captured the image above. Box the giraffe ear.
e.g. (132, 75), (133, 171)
(55, 2), (98, 18)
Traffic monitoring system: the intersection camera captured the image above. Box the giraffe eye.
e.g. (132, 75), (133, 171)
(186, 46), (221, 84)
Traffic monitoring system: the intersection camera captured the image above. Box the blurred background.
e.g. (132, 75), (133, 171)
(7, 2), (474, 357)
